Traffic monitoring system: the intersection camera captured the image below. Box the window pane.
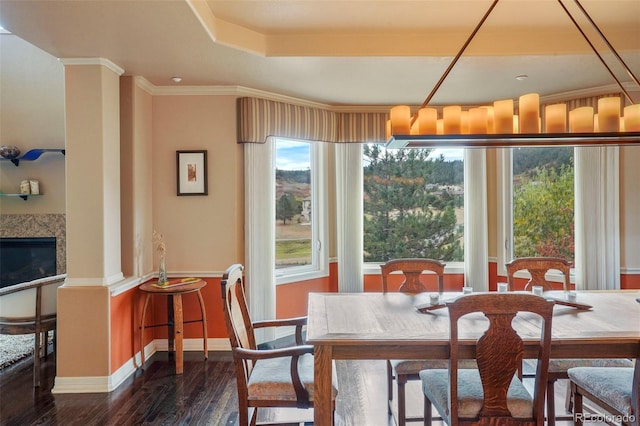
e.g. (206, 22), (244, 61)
(275, 140), (312, 269)
(363, 144), (464, 263)
(512, 147), (574, 263)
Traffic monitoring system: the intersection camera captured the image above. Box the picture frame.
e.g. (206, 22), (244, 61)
(176, 150), (208, 196)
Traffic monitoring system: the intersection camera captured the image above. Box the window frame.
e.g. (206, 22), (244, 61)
(274, 139), (329, 285)
(497, 147), (576, 284)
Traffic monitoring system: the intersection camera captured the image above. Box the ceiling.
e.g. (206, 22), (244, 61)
(1, 0), (639, 106)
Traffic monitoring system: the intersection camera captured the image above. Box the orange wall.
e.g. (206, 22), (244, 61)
(621, 273), (640, 289)
(110, 277), (229, 373)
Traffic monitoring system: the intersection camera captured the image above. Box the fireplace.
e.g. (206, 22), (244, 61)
(0, 237), (57, 288)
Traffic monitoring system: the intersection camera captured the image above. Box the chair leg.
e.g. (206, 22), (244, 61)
(387, 360), (394, 414)
(571, 382), (583, 426)
(34, 330), (41, 387)
(397, 375), (407, 426)
(547, 379), (556, 426)
(565, 380), (574, 413)
(249, 406), (257, 426)
(424, 395), (432, 426)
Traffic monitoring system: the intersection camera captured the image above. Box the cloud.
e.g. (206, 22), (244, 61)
(276, 139), (310, 170)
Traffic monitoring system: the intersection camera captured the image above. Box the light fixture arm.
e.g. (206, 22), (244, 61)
(412, 0), (500, 126)
(556, 0), (635, 104)
(571, 0), (640, 93)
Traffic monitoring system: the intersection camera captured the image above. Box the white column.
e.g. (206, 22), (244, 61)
(62, 59), (125, 286)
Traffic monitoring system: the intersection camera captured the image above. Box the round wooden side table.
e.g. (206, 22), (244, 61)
(138, 279), (208, 374)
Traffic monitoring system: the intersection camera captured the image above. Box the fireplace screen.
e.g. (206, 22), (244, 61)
(0, 237), (56, 288)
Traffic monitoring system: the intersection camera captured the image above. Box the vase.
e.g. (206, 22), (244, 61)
(158, 253), (168, 285)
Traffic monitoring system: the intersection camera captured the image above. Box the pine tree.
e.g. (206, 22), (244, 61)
(276, 193), (298, 225)
(363, 145), (463, 262)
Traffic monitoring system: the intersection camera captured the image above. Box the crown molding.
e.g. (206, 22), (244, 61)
(134, 76), (155, 95)
(135, 79), (637, 113)
(58, 57), (125, 76)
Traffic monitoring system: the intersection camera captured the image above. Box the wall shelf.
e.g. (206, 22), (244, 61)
(0, 193), (42, 201)
(0, 148), (65, 166)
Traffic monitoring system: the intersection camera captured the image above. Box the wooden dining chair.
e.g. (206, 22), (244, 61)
(568, 358), (639, 426)
(506, 257), (571, 292)
(381, 258), (475, 426)
(506, 256), (634, 425)
(220, 264), (338, 426)
(420, 292), (555, 426)
(0, 277), (63, 387)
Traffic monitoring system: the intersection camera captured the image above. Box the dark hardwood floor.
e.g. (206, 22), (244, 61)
(0, 347), (396, 426)
(0, 347), (585, 426)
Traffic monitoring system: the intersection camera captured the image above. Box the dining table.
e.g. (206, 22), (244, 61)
(306, 290), (640, 425)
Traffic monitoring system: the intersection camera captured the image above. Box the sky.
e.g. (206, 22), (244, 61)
(275, 139), (310, 170)
(275, 139), (463, 170)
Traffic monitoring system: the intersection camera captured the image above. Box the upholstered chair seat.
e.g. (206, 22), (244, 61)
(568, 360), (639, 426)
(247, 353), (338, 402)
(421, 370), (534, 422)
(568, 367), (635, 416)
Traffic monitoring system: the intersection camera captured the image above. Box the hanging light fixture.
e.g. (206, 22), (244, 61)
(386, 0), (640, 149)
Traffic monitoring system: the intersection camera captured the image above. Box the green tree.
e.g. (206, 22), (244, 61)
(513, 161), (574, 262)
(363, 145), (463, 262)
(276, 193), (298, 225)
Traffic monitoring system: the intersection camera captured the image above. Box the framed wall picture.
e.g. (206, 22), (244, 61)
(176, 150), (208, 196)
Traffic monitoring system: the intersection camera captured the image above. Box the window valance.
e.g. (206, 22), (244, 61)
(238, 93), (624, 145)
(237, 97), (388, 144)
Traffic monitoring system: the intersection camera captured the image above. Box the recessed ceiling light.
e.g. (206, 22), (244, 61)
(171, 77), (182, 83)
(515, 74), (529, 81)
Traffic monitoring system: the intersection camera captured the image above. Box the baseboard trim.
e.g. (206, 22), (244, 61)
(52, 338), (230, 394)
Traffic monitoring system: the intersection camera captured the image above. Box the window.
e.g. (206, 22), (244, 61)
(362, 144), (464, 264)
(274, 139), (327, 283)
(509, 147), (575, 263)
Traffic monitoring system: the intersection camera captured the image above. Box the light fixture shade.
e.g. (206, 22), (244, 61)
(410, 119), (420, 135)
(483, 106), (495, 134)
(390, 105), (411, 135)
(469, 107), (488, 134)
(624, 104), (640, 131)
(443, 105), (462, 134)
(493, 99), (514, 133)
(569, 106), (594, 132)
(545, 103), (567, 133)
(461, 111), (470, 134)
(418, 107), (438, 134)
(597, 97), (621, 132)
(519, 93), (540, 133)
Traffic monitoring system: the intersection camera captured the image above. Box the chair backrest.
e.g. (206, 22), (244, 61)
(220, 264), (257, 382)
(380, 258), (445, 293)
(506, 257), (571, 292)
(446, 293), (554, 425)
(0, 278), (64, 335)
